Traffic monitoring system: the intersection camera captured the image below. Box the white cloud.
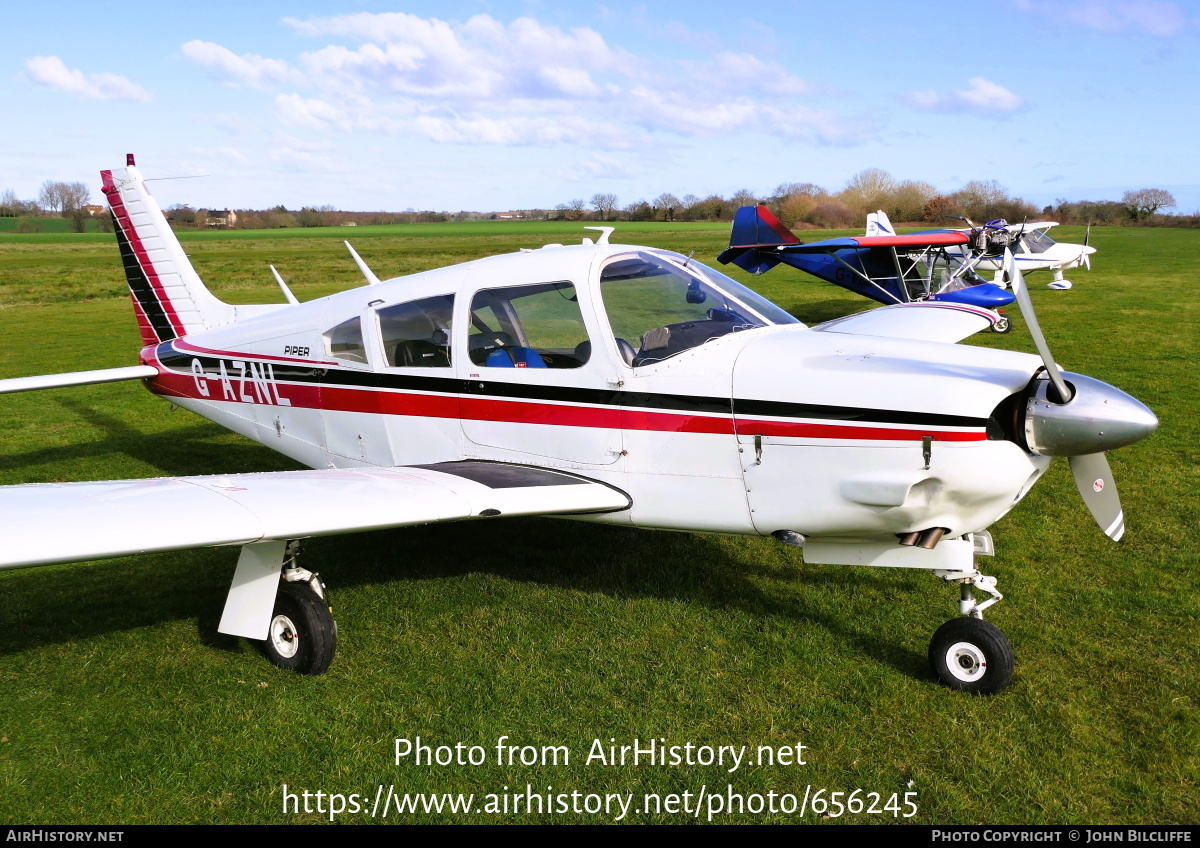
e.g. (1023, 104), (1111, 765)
(191, 11), (875, 152)
(192, 146), (251, 166)
(24, 56), (151, 102)
(181, 40), (302, 91)
(570, 153), (636, 181)
(680, 52), (811, 97)
(908, 77), (1025, 115)
(268, 146), (347, 173)
(1013, 0), (1191, 37)
(288, 13), (628, 103)
(274, 94), (348, 130)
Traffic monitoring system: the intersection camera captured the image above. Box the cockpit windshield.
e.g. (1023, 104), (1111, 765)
(1024, 228), (1058, 254)
(599, 251), (799, 366)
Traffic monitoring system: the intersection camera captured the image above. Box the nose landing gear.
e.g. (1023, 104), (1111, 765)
(929, 570), (1014, 694)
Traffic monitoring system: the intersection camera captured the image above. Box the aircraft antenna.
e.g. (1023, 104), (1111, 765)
(345, 241), (382, 286)
(584, 226), (614, 245)
(269, 265), (300, 305)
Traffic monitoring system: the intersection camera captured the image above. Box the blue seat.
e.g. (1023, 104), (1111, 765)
(484, 347), (547, 368)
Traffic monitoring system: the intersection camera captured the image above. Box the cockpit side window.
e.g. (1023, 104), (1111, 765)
(599, 252), (798, 367)
(378, 294), (455, 368)
(323, 316), (367, 364)
(468, 282), (590, 369)
(1025, 229), (1057, 254)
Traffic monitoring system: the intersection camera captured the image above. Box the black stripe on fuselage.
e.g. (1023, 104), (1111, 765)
(115, 217), (176, 342)
(157, 344), (988, 429)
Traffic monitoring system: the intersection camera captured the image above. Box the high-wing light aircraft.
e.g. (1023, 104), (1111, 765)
(0, 159), (1158, 694)
(869, 210), (1096, 290)
(719, 205), (1018, 331)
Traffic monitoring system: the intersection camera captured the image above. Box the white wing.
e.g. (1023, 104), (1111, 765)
(0, 462), (630, 571)
(811, 302), (999, 343)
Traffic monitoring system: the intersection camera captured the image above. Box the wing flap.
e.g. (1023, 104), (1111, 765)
(0, 463), (630, 570)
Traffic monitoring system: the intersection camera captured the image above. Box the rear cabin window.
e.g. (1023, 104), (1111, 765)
(323, 316), (367, 364)
(377, 294), (455, 368)
(468, 282), (590, 369)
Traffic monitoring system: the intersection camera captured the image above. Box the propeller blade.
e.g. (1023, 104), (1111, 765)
(1084, 220), (1091, 248)
(1083, 253), (1091, 271)
(1069, 452), (1124, 541)
(1005, 248), (1073, 403)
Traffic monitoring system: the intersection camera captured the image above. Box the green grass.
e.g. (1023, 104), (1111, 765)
(0, 223), (1195, 824)
(0, 217), (114, 235)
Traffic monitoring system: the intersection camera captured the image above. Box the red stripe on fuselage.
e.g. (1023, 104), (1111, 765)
(146, 354), (986, 443)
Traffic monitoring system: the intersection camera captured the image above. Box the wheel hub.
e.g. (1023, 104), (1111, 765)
(269, 614), (300, 659)
(945, 641), (987, 682)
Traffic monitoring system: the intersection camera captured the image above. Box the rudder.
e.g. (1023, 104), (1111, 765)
(717, 204), (800, 275)
(101, 156), (233, 345)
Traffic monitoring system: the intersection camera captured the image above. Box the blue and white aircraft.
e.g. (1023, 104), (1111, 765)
(720, 205), (1017, 331)
(869, 211), (1096, 290)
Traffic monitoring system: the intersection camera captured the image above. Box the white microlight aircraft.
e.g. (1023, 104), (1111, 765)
(0, 158), (1158, 694)
(867, 211), (1097, 289)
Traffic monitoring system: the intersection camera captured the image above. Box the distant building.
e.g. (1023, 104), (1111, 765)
(82, 204), (105, 217)
(341, 221), (358, 226)
(205, 209), (238, 228)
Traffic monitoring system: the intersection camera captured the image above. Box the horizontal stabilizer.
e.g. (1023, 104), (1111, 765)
(0, 365), (158, 395)
(0, 462), (631, 571)
(716, 245), (782, 275)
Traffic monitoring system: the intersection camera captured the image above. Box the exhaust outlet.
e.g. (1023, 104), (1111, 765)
(916, 527), (948, 549)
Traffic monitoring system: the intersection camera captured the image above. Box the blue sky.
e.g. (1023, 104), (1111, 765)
(4, 0), (1198, 214)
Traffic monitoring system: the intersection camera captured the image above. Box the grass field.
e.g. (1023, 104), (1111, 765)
(0, 221), (1196, 824)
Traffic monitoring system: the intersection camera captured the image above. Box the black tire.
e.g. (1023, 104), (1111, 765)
(257, 580), (337, 675)
(928, 617), (1013, 695)
(991, 316), (1012, 334)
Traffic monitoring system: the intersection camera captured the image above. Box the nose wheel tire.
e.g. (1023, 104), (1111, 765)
(929, 617), (1013, 695)
(257, 580), (337, 675)
(990, 315), (1012, 334)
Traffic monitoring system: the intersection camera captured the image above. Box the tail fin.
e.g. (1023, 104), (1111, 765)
(717, 205), (800, 275)
(101, 156), (233, 346)
(865, 210), (894, 237)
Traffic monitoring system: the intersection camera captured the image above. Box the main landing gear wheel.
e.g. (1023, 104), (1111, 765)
(990, 315), (1012, 334)
(929, 617), (1014, 695)
(258, 579), (338, 675)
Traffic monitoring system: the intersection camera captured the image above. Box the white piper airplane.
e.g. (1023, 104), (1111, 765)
(0, 158), (1158, 694)
(867, 211), (1097, 289)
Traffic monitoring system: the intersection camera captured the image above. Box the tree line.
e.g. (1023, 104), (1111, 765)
(0, 180), (106, 232)
(2, 171), (1187, 233)
(554, 171), (1184, 229)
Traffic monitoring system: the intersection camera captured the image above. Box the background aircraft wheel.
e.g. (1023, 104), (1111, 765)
(257, 580), (337, 675)
(929, 617), (1013, 695)
(991, 316), (1012, 334)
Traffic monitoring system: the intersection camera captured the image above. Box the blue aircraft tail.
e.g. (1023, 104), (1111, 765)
(718, 205), (801, 275)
